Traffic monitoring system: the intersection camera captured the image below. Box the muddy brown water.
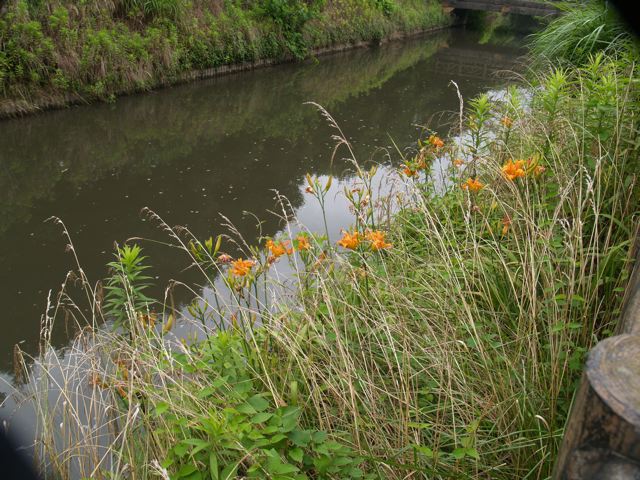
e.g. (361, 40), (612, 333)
(0, 28), (525, 376)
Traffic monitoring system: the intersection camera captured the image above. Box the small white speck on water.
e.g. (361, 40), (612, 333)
(158, 191), (163, 195)
(147, 178), (151, 181)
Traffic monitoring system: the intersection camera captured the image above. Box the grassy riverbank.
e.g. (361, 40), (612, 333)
(0, 0), (448, 115)
(14, 2), (640, 479)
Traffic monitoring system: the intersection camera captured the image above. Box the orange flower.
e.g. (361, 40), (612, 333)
(502, 159), (527, 181)
(462, 178), (484, 192)
(428, 135), (444, 149)
(266, 239), (293, 259)
(501, 116), (513, 128)
(230, 258), (255, 277)
(534, 165), (546, 176)
(403, 166), (417, 177)
(137, 311), (157, 328)
(305, 186), (314, 194)
(337, 230), (360, 250)
(296, 234), (311, 251)
(501, 215), (511, 236)
(366, 230), (392, 251)
(453, 159), (464, 168)
(415, 148), (429, 169)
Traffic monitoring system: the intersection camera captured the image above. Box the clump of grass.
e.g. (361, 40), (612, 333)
(12, 32), (639, 480)
(529, 0), (636, 66)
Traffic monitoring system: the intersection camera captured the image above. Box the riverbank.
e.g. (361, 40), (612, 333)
(0, 0), (450, 118)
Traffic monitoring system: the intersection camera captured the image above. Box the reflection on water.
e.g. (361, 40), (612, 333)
(0, 28), (524, 373)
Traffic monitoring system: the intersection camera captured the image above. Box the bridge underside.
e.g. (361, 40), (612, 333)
(444, 0), (559, 17)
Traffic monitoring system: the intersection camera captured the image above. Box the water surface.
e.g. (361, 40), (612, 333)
(0, 29), (524, 373)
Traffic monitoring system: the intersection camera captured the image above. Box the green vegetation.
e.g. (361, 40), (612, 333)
(15, 1), (639, 479)
(529, 0), (637, 65)
(0, 0), (448, 114)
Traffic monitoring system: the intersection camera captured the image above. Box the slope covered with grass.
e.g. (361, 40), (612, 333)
(0, 0), (449, 114)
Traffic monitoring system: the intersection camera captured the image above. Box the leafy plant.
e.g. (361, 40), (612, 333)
(156, 331), (370, 479)
(104, 244), (154, 328)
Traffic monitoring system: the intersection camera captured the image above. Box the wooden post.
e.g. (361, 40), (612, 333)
(553, 241), (640, 479)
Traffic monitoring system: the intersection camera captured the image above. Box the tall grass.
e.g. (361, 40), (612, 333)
(529, 0), (636, 66)
(12, 36), (639, 480)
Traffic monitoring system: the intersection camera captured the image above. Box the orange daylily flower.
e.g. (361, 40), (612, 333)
(403, 166), (417, 177)
(501, 215), (511, 236)
(501, 116), (513, 128)
(266, 239), (293, 259)
(415, 148), (430, 169)
(366, 230), (392, 251)
(428, 135), (444, 149)
(137, 311), (157, 328)
(230, 258), (255, 277)
(502, 159), (527, 181)
(453, 159), (464, 168)
(462, 177), (484, 192)
(337, 230), (360, 250)
(296, 234), (311, 251)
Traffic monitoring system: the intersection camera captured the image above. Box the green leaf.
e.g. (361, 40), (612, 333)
(414, 445), (433, 458)
(466, 448), (480, 459)
(451, 448), (466, 459)
(154, 402), (169, 416)
(266, 455), (299, 475)
(177, 464), (198, 477)
(288, 447), (304, 463)
(220, 464), (237, 480)
(251, 412), (274, 424)
(247, 394), (270, 412)
(236, 402), (257, 415)
(209, 452), (219, 480)
(311, 431), (327, 443)
(289, 429), (312, 447)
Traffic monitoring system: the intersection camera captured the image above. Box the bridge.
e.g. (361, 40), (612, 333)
(443, 0), (560, 16)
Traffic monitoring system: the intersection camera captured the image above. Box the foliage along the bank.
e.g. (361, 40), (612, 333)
(0, 0), (448, 109)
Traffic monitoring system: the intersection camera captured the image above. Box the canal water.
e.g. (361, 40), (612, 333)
(0, 28), (524, 377)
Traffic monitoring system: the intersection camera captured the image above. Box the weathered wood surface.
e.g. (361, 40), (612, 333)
(553, 241), (640, 479)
